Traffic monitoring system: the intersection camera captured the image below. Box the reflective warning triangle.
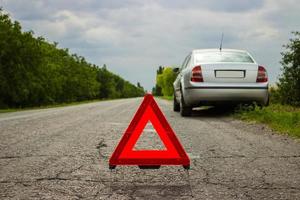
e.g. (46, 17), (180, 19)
(109, 94), (190, 169)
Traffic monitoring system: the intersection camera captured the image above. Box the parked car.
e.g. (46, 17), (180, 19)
(173, 49), (269, 116)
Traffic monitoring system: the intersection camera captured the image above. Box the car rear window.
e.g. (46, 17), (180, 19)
(195, 51), (254, 63)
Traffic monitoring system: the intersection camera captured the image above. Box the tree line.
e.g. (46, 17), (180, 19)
(0, 9), (145, 108)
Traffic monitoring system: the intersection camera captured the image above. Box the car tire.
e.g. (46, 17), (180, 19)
(180, 93), (192, 117)
(173, 94), (180, 112)
(258, 95), (270, 108)
(265, 95), (270, 107)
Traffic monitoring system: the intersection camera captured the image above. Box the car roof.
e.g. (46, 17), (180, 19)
(192, 48), (248, 54)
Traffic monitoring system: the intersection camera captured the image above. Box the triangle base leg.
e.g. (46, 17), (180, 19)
(109, 165), (116, 169)
(183, 165), (190, 170)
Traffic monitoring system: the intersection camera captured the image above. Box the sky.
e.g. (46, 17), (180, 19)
(1, 0), (300, 91)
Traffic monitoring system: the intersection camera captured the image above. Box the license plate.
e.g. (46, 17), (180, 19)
(215, 70), (245, 78)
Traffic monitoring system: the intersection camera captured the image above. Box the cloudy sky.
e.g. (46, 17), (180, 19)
(2, 0), (300, 90)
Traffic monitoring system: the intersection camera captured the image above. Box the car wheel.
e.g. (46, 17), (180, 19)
(180, 93), (192, 117)
(264, 95), (270, 107)
(258, 95), (270, 108)
(173, 93), (180, 112)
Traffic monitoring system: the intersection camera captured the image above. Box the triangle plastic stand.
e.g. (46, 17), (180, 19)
(109, 94), (190, 169)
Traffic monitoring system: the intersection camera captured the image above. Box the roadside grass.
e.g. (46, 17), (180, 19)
(157, 95), (300, 138)
(0, 99), (104, 114)
(159, 96), (173, 101)
(234, 104), (300, 138)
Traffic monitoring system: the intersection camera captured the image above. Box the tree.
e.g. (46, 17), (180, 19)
(156, 67), (177, 96)
(152, 66), (164, 96)
(97, 65), (118, 99)
(137, 82), (142, 89)
(277, 31), (300, 106)
(0, 9), (144, 108)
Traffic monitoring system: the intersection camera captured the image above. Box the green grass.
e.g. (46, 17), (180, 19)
(0, 99), (104, 114)
(159, 96), (173, 101)
(157, 94), (300, 138)
(234, 104), (300, 138)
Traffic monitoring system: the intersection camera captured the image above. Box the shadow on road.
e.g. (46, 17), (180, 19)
(110, 183), (192, 198)
(190, 105), (237, 118)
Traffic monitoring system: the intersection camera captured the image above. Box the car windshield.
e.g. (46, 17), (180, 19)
(195, 51), (254, 63)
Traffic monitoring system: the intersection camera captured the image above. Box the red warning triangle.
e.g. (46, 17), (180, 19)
(109, 94), (190, 169)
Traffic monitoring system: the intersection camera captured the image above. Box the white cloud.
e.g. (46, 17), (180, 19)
(85, 26), (122, 45)
(2, 0), (300, 90)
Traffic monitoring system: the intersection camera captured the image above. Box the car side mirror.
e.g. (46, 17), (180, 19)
(173, 67), (180, 73)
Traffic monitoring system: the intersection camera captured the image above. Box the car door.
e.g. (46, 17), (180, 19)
(174, 56), (188, 99)
(174, 54), (191, 100)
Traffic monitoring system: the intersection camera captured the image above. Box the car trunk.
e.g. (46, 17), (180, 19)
(200, 63), (258, 83)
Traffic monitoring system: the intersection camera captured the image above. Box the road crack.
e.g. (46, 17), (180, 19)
(96, 138), (108, 159)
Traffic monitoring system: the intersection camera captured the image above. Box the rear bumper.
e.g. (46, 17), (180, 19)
(183, 86), (269, 106)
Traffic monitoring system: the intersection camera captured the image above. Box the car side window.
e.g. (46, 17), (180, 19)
(180, 56), (188, 71)
(184, 55), (191, 69)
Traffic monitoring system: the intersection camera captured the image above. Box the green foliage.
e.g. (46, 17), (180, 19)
(269, 86), (281, 104)
(156, 67), (177, 96)
(277, 31), (300, 106)
(97, 65), (144, 99)
(235, 104), (300, 138)
(160, 96), (173, 100)
(152, 66), (163, 96)
(0, 9), (144, 108)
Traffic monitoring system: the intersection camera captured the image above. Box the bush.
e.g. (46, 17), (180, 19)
(156, 67), (177, 96)
(235, 104), (300, 138)
(277, 31), (300, 106)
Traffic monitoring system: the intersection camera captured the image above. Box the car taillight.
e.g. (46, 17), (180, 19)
(191, 65), (203, 82)
(256, 66), (268, 82)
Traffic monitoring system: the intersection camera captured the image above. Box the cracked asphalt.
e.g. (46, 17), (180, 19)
(0, 97), (299, 199)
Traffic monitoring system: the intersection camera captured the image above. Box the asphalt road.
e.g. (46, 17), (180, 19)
(0, 97), (299, 199)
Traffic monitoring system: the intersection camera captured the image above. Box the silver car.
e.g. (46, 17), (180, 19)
(173, 49), (269, 116)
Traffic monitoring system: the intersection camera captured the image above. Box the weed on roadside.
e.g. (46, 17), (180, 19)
(234, 104), (300, 138)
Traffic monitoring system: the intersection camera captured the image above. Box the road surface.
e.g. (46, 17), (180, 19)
(0, 98), (299, 199)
